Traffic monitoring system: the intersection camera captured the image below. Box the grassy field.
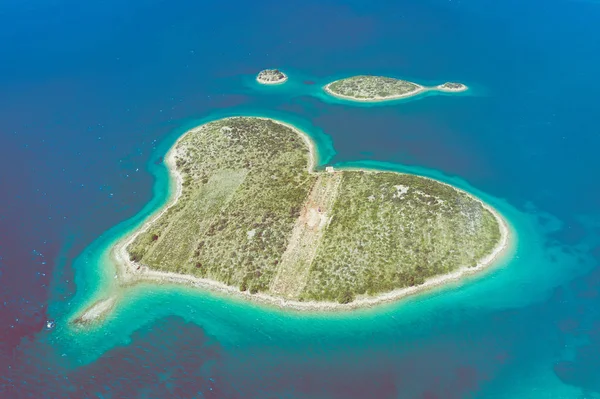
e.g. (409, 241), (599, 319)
(301, 172), (501, 303)
(128, 117), (502, 303)
(326, 76), (420, 99)
(129, 117), (316, 293)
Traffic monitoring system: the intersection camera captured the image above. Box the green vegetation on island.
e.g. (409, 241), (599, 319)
(438, 82), (468, 92)
(256, 69), (288, 84)
(324, 75), (468, 102)
(126, 117), (503, 305)
(301, 172), (499, 303)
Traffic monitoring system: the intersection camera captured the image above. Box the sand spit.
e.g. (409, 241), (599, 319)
(73, 296), (117, 325)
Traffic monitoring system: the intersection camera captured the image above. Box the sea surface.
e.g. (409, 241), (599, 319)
(2, 0), (600, 398)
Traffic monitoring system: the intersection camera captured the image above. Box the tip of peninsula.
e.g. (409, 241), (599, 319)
(436, 82), (468, 92)
(256, 69), (288, 85)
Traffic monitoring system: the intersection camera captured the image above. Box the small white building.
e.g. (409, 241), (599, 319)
(325, 166), (335, 173)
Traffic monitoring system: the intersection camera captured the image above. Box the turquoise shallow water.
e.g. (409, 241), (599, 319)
(243, 69), (476, 107)
(29, 69), (600, 396)
(12, 67), (600, 399)
(49, 89), (584, 380)
(3, 0), (600, 397)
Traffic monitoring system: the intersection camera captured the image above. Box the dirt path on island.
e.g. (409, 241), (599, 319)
(269, 172), (342, 298)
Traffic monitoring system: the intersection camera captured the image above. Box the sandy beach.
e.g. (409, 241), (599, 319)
(78, 116), (511, 320)
(73, 296), (117, 324)
(256, 76), (289, 85)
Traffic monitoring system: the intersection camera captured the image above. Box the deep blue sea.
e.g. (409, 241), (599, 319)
(2, 0), (600, 398)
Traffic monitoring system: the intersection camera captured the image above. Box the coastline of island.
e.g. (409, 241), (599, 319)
(323, 76), (468, 102)
(256, 69), (288, 85)
(435, 82), (469, 93)
(74, 117), (510, 323)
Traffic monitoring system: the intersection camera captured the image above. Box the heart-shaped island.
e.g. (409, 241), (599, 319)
(95, 117), (507, 315)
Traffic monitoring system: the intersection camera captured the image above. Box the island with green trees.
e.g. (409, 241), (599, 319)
(324, 75), (468, 102)
(256, 69), (288, 84)
(70, 115), (510, 321)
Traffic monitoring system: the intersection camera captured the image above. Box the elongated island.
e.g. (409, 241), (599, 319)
(76, 116), (508, 323)
(324, 75), (468, 102)
(256, 69), (288, 85)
